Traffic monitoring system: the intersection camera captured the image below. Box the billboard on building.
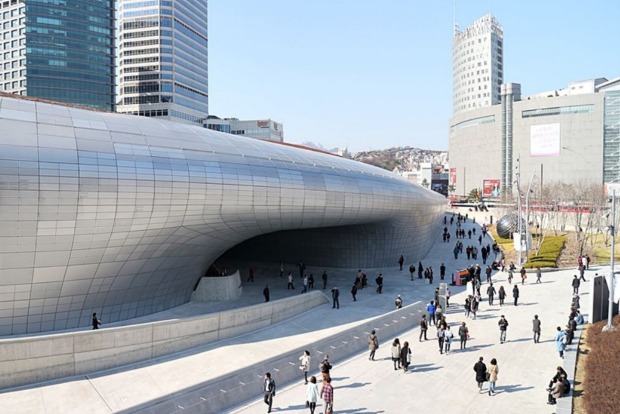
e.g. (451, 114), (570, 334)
(449, 168), (457, 186)
(483, 179), (501, 197)
(530, 123), (560, 156)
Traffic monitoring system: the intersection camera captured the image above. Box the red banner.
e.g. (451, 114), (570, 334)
(482, 179), (501, 197)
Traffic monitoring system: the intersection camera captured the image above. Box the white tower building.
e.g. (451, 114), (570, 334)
(452, 13), (503, 115)
(117, 0), (208, 123)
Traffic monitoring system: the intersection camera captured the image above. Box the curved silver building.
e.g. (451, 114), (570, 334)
(0, 94), (446, 335)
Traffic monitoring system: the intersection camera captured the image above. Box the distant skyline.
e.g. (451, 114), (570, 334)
(208, 0), (619, 153)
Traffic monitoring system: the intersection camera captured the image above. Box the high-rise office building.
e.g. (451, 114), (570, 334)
(452, 13), (503, 115)
(0, 0), (115, 110)
(117, 0), (208, 123)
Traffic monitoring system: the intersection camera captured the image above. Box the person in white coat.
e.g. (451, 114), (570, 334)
(306, 376), (319, 414)
(299, 350), (311, 384)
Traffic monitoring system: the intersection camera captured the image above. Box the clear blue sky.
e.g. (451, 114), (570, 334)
(208, 0), (619, 153)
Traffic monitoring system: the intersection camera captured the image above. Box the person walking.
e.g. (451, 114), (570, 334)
(444, 326), (454, 354)
(322, 271), (328, 289)
(498, 315), (509, 344)
(440, 263), (446, 280)
(320, 377), (334, 414)
(426, 301), (437, 326)
(419, 314), (428, 341)
(375, 273), (383, 294)
(331, 287), (340, 309)
(473, 357), (487, 392)
(579, 264), (586, 282)
(533, 315), (542, 343)
(301, 275), (309, 293)
(299, 350), (311, 384)
(319, 355), (332, 383)
(248, 266), (255, 282)
(507, 268), (513, 284)
(287, 272), (295, 290)
(555, 327), (567, 359)
(279, 262), (284, 278)
(395, 294), (403, 309)
(464, 296), (471, 318)
(92, 312), (101, 330)
(263, 285), (270, 302)
(487, 283), (496, 305)
(263, 372), (276, 413)
(520, 267), (527, 285)
(512, 285), (520, 306)
(437, 325), (445, 355)
(471, 296), (479, 319)
(498, 285), (506, 306)
(306, 376), (319, 414)
(459, 322), (469, 349)
(398, 255), (404, 271)
(409, 264), (415, 280)
(536, 267), (542, 283)
(391, 338), (401, 370)
(368, 330), (379, 360)
(572, 275), (580, 294)
(400, 341), (412, 372)
(351, 283), (358, 301)
(435, 304), (443, 327)
(488, 358), (499, 395)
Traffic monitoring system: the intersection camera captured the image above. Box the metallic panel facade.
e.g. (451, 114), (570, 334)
(0, 94), (445, 335)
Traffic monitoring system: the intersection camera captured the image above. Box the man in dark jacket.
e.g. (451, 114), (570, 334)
(331, 287), (340, 309)
(419, 314), (428, 341)
(487, 283), (496, 305)
(572, 275), (580, 294)
(473, 357), (487, 391)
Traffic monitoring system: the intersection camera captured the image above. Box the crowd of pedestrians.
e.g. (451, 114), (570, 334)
(251, 211), (587, 413)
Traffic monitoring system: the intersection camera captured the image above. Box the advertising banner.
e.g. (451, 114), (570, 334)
(482, 179), (501, 197)
(449, 168), (457, 186)
(531, 123), (560, 156)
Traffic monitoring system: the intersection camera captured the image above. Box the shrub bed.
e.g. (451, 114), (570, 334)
(583, 315), (620, 414)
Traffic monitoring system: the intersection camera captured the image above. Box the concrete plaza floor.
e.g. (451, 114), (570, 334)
(227, 267), (589, 414)
(0, 211), (589, 414)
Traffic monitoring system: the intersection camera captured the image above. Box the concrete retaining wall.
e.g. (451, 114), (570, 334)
(116, 300), (428, 414)
(190, 272), (243, 302)
(0, 291), (328, 390)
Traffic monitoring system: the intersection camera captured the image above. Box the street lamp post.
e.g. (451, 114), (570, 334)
(524, 171), (537, 262)
(604, 190), (616, 332)
(515, 157), (523, 266)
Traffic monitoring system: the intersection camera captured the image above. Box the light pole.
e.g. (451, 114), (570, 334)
(524, 171), (537, 262)
(514, 157), (523, 266)
(603, 190), (616, 332)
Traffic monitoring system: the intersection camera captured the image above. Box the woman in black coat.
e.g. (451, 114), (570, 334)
(400, 341), (412, 373)
(473, 356), (487, 391)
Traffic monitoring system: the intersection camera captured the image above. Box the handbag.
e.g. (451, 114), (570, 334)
(485, 372), (490, 381)
(306, 401), (310, 408)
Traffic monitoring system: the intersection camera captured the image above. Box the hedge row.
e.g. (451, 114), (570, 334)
(523, 235), (565, 268)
